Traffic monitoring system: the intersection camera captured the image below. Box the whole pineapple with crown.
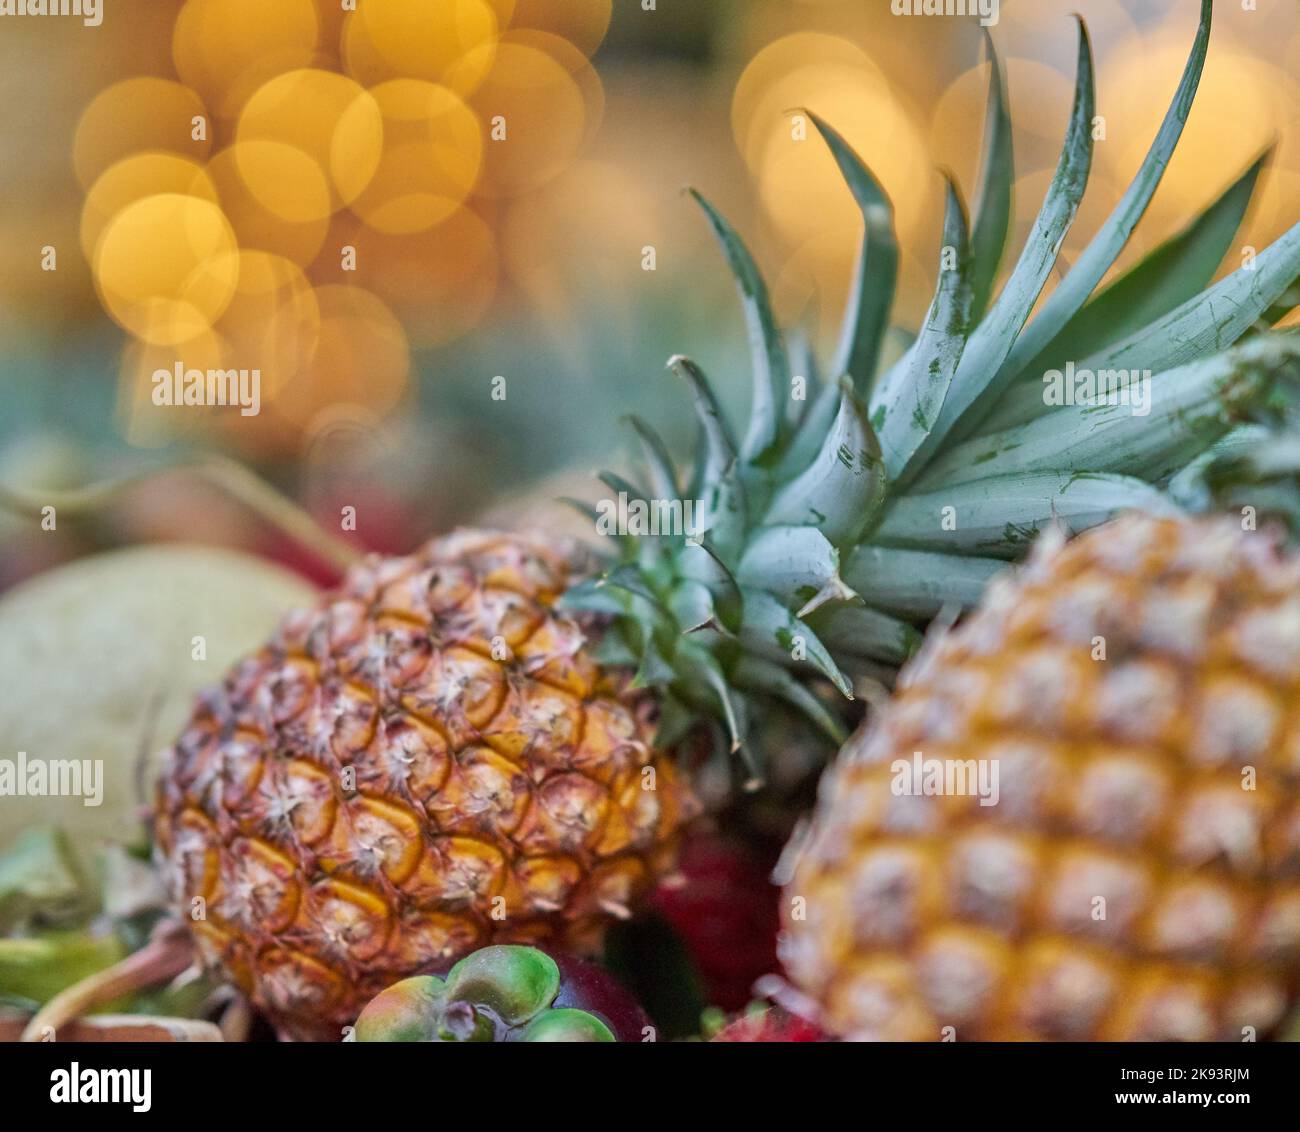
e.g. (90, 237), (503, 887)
(154, 0), (1300, 1038)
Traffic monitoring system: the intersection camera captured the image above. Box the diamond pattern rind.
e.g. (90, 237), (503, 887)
(782, 515), (1300, 1041)
(156, 530), (697, 1038)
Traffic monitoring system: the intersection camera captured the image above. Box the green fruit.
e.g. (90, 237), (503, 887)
(353, 976), (444, 1043)
(354, 945), (635, 1043)
(520, 1010), (615, 1043)
(0, 545), (313, 858)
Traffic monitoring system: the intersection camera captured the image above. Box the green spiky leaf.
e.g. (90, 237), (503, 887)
(809, 112), (899, 396)
(688, 191), (789, 465)
(999, 0), (1212, 379)
(764, 380), (885, 545)
(968, 29), (1013, 322)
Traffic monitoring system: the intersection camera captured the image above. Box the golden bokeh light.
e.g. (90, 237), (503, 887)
(71, 0), (616, 450)
(73, 78), (211, 191)
(275, 285), (410, 428)
(464, 41), (587, 198)
(343, 0), (499, 94)
(233, 138), (332, 225)
(503, 29), (605, 148)
(508, 0), (611, 60)
(237, 69), (383, 209)
(213, 250), (321, 397)
(94, 193), (239, 346)
(995, 0), (1139, 81)
(501, 159), (655, 299)
(206, 143), (331, 267)
(732, 33), (885, 170)
(349, 80), (483, 235)
(173, 0), (321, 120)
(80, 154), (218, 264)
(331, 209), (499, 350)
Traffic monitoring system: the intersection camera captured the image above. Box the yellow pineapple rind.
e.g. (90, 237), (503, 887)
(781, 515), (1300, 1042)
(155, 530), (698, 1038)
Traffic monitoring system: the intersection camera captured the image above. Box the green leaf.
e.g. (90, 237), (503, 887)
(809, 112), (899, 397)
(841, 545), (1005, 619)
(803, 603), (923, 667)
(738, 588), (853, 698)
(675, 542), (743, 633)
(675, 639), (747, 751)
(599, 563), (668, 612)
(632, 636), (677, 690)
(731, 654), (848, 744)
(624, 415), (680, 502)
(982, 150), (1271, 432)
(688, 190), (790, 464)
(0, 931), (128, 1009)
(764, 380), (885, 546)
(872, 175), (975, 483)
(557, 576), (626, 617)
(0, 828), (91, 934)
(786, 327), (823, 429)
(920, 18), (1096, 456)
(1068, 220), (1300, 380)
(968, 29), (1013, 321)
(737, 525), (856, 616)
(1166, 424), (1271, 511)
(876, 472), (1182, 557)
(999, 0), (1213, 380)
(652, 691), (696, 749)
(776, 372), (842, 481)
(670, 355), (746, 560)
(919, 334), (1300, 490)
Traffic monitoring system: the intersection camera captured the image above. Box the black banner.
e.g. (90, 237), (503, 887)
(0, 1040), (1288, 1119)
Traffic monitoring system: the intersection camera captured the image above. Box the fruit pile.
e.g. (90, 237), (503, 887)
(7, 1), (1300, 1043)
(76, 0), (609, 452)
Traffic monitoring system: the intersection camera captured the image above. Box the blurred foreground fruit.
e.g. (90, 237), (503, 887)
(710, 1005), (825, 1042)
(0, 546), (314, 856)
(782, 514), (1300, 1040)
(354, 944), (648, 1042)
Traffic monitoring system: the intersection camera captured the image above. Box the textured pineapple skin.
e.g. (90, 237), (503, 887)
(155, 531), (697, 1038)
(782, 515), (1300, 1041)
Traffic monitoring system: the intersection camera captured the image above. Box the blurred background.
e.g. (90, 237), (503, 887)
(0, 0), (1297, 589)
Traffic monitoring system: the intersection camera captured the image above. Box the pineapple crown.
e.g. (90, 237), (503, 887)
(562, 0), (1300, 784)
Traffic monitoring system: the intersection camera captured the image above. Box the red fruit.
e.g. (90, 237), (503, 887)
(650, 836), (780, 1011)
(712, 1007), (826, 1042)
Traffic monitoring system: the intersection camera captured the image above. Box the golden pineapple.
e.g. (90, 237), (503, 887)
(781, 514), (1300, 1041)
(154, 530), (697, 1038)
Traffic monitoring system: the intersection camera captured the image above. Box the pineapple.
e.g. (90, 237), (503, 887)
(154, 531), (697, 1038)
(779, 513), (1300, 1040)
(151, 0), (1300, 1039)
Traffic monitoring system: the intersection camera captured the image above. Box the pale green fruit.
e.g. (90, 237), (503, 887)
(0, 545), (313, 858)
